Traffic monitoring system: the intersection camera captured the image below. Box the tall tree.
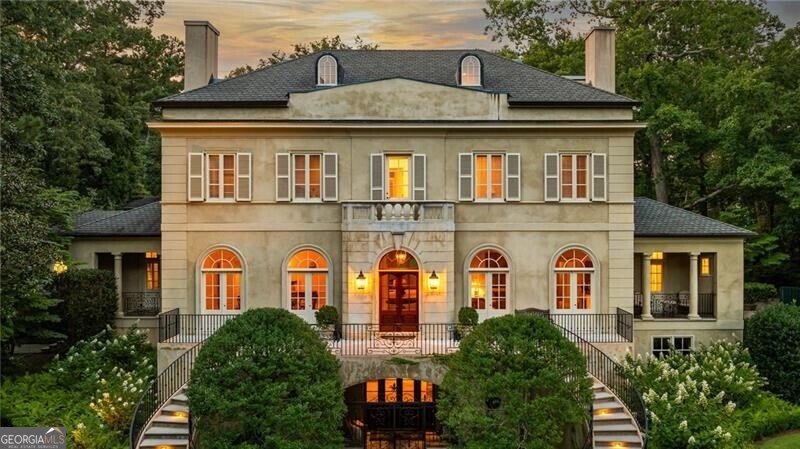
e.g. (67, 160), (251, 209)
(226, 35), (378, 78)
(484, 0), (800, 284)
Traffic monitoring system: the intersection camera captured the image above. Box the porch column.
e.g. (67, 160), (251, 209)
(113, 253), (124, 317)
(688, 252), (700, 319)
(641, 253), (653, 320)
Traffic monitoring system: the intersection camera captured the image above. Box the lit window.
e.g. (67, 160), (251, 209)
(287, 249), (330, 322)
(146, 253), (159, 290)
(201, 248), (243, 313)
(293, 154), (322, 200)
(474, 154), (504, 200)
(386, 155), (410, 200)
(460, 55), (481, 86)
(468, 249), (509, 319)
(366, 380), (379, 402)
(652, 336), (693, 358)
(554, 249), (595, 311)
(145, 251), (158, 259)
(650, 252), (664, 293)
(560, 154), (589, 200)
(207, 154), (235, 200)
(700, 255), (712, 276)
(317, 55), (337, 85)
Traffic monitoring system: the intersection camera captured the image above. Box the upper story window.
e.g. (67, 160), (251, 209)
(650, 251), (664, 293)
(207, 154), (236, 200)
(544, 153), (606, 202)
(370, 153), (427, 201)
(187, 152), (251, 202)
(474, 154), (504, 200)
(276, 153), (338, 202)
(458, 153), (520, 202)
(145, 251), (159, 290)
(317, 55), (338, 86)
(460, 55), (481, 86)
(700, 255), (712, 276)
(293, 154), (322, 200)
(387, 155), (411, 200)
(560, 154), (589, 200)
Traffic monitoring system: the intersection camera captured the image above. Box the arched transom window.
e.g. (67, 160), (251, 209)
(317, 55), (338, 86)
(460, 55), (481, 86)
(288, 249), (330, 322)
(554, 248), (595, 313)
(468, 248), (509, 321)
(201, 248), (243, 314)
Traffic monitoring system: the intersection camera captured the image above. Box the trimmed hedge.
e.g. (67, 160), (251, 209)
(315, 305), (339, 326)
(744, 282), (778, 305)
(52, 269), (118, 344)
(188, 308), (345, 449)
(744, 303), (800, 404)
(732, 394), (800, 443)
(457, 306), (478, 326)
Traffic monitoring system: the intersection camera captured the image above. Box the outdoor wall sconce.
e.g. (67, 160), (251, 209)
(52, 260), (68, 274)
(355, 270), (367, 290)
(395, 250), (407, 265)
(428, 270), (440, 291)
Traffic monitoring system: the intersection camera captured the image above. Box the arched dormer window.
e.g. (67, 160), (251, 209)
(317, 55), (338, 86)
(460, 55), (481, 86)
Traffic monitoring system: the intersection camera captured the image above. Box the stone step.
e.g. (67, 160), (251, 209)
(139, 438), (188, 449)
(162, 404), (189, 414)
(152, 414), (188, 425)
(593, 391), (614, 401)
(594, 443), (642, 449)
(144, 426), (189, 437)
(593, 423), (638, 433)
(593, 412), (632, 421)
(173, 393), (188, 402)
(593, 400), (624, 410)
(594, 433), (641, 443)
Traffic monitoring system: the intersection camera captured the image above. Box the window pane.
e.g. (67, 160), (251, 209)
(474, 155), (488, 199)
(470, 273), (486, 309)
(205, 273), (220, 310)
(223, 154), (235, 198)
(491, 273), (506, 310)
(294, 155), (306, 199)
(226, 273), (241, 310)
(421, 381), (434, 402)
(650, 259), (664, 293)
(385, 379), (398, 402)
(309, 154), (321, 199)
(366, 380), (379, 402)
(576, 272), (591, 309)
(387, 155), (410, 199)
(402, 379), (415, 402)
(490, 154), (503, 198)
(561, 154), (573, 198)
(556, 272), (570, 310)
(576, 155), (588, 199)
(291, 273), (305, 310)
(208, 155), (220, 198)
(311, 273), (326, 310)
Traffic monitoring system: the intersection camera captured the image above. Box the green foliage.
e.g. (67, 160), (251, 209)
(315, 305), (339, 326)
(52, 269), (118, 344)
(438, 314), (591, 448)
(188, 308), (345, 449)
(457, 307), (479, 326)
(0, 327), (155, 449)
(744, 282), (779, 305)
(730, 394), (800, 444)
(744, 304), (800, 404)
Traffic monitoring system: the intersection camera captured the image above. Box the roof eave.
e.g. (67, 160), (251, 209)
(65, 232), (161, 238)
(153, 100), (288, 108)
(508, 100), (640, 108)
(634, 232), (756, 238)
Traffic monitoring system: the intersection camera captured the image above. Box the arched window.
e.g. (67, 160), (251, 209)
(554, 248), (595, 313)
(317, 55), (338, 86)
(468, 248), (509, 321)
(460, 55), (481, 86)
(287, 249), (330, 322)
(201, 248), (243, 313)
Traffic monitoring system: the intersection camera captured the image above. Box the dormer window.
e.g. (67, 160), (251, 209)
(460, 55), (481, 86)
(317, 55), (338, 86)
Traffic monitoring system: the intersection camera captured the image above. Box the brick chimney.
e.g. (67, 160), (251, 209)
(184, 20), (219, 91)
(584, 27), (615, 93)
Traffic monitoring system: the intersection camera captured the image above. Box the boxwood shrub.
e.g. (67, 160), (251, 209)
(188, 308), (345, 449)
(744, 282), (778, 305)
(744, 303), (800, 404)
(52, 269), (118, 344)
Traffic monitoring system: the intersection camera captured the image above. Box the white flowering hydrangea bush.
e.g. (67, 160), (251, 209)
(621, 340), (764, 448)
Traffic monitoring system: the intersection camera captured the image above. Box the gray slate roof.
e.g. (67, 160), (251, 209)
(154, 50), (638, 108)
(69, 201), (160, 237)
(634, 197), (755, 237)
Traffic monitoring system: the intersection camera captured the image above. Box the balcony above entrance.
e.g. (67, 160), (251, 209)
(342, 202), (455, 232)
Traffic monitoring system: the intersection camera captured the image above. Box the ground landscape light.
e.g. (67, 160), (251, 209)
(52, 260), (68, 274)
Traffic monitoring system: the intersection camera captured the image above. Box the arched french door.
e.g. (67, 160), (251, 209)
(200, 248), (244, 314)
(378, 250), (420, 332)
(553, 248), (595, 314)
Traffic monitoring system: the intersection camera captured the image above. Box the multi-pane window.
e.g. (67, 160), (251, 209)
(317, 55), (337, 85)
(554, 249), (594, 312)
(652, 336), (693, 358)
(650, 251), (664, 293)
(293, 154), (322, 200)
(560, 154), (589, 200)
(474, 154), (504, 200)
(386, 155), (411, 199)
(364, 378), (436, 403)
(460, 55), (481, 86)
(145, 251), (159, 290)
(469, 249), (509, 320)
(201, 248), (243, 313)
(700, 255), (712, 276)
(287, 249), (329, 322)
(207, 154), (235, 200)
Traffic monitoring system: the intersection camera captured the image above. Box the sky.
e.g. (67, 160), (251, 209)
(151, 0), (800, 76)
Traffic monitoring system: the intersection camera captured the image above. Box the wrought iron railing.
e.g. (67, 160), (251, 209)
(158, 311), (237, 343)
(545, 309), (633, 343)
(311, 323), (461, 356)
(129, 341), (204, 449)
(123, 291), (161, 316)
(634, 292), (715, 319)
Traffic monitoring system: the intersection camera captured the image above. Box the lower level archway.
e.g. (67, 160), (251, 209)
(344, 378), (446, 449)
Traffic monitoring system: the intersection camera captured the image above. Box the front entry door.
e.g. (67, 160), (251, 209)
(379, 272), (419, 331)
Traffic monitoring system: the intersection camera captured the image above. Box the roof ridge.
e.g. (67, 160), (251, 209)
(635, 197), (754, 234)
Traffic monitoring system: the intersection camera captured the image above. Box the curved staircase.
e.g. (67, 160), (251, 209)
(138, 387), (190, 449)
(591, 378), (645, 449)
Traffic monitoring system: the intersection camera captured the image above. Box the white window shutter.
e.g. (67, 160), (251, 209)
(412, 153), (426, 201)
(275, 153), (291, 201)
(188, 152), (204, 201)
(323, 153), (338, 201)
(592, 153), (607, 201)
(458, 153), (473, 201)
(544, 153), (559, 202)
(236, 153), (252, 201)
(505, 153), (521, 201)
(370, 153), (384, 201)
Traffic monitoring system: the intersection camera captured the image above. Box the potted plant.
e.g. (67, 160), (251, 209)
(455, 306), (478, 340)
(315, 305), (339, 340)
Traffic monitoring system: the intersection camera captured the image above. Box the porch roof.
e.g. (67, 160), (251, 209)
(634, 197), (755, 238)
(67, 200), (160, 237)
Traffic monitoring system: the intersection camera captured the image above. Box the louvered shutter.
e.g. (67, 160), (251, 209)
(412, 153), (426, 201)
(544, 153), (559, 202)
(323, 153), (338, 201)
(506, 153), (521, 201)
(370, 153), (384, 201)
(458, 153), (473, 201)
(236, 153), (252, 201)
(188, 152), (204, 201)
(591, 153), (607, 201)
(275, 153), (291, 201)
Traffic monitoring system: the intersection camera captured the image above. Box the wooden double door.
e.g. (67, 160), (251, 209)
(378, 272), (419, 331)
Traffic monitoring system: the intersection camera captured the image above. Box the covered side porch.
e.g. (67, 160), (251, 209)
(633, 251), (717, 319)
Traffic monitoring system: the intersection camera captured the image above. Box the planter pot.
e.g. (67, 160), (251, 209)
(317, 324), (336, 340)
